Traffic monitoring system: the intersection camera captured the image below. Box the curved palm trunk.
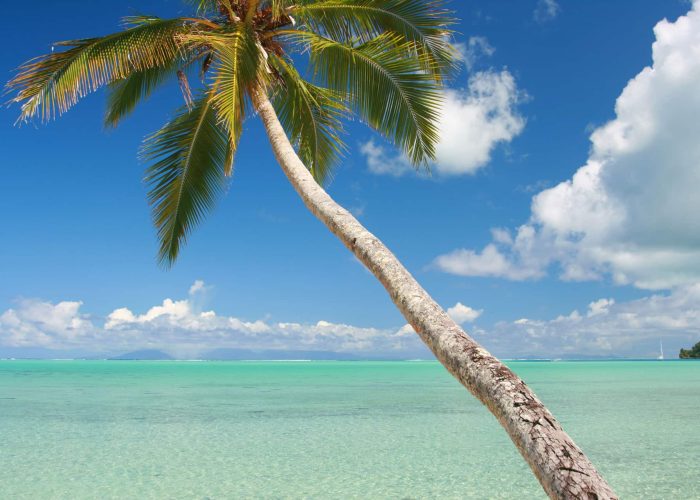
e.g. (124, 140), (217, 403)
(255, 93), (617, 500)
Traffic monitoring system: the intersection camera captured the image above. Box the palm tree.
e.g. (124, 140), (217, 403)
(6, 1), (616, 497)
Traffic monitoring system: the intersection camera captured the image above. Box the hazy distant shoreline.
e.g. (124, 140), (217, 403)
(2, 347), (696, 362)
(1, 357), (696, 362)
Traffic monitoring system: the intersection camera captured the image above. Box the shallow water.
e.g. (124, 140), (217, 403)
(0, 360), (698, 499)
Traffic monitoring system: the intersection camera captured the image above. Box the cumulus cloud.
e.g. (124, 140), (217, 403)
(434, 242), (544, 281)
(587, 298), (615, 318)
(534, 0), (560, 23)
(362, 70), (526, 177)
(447, 302), (483, 324)
(0, 300), (93, 347)
(398, 301), (483, 336)
(0, 283), (428, 358)
(188, 280), (209, 295)
(435, 2), (700, 290)
(455, 36), (495, 71)
(2, 284), (698, 358)
(476, 286), (700, 358)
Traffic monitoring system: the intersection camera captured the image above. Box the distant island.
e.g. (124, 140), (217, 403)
(109, 350), (174, 361)
(203, 348), (368, 361)
(106, 348), (407, 361)
(679, 342), (700, 359)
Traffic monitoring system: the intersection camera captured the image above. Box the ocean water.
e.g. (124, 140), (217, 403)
(0, 360), (698, 499)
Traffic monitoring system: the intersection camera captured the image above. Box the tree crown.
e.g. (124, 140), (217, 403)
(6, 0), (456, 265)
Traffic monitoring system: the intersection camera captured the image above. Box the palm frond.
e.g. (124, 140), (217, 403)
(7, 17), (194, 122)
(104, 40), (211, 128)
(186, 0), (217, 14)
(289, 31), (442, 165)
(267, 0), (291, 21)
(291, 0), (458, 80)
(269, 54), (346, 184)
(105, 63), (177, 127)
(141, 93), (232, 265)
(183, 0), (231, 17)
(184, 26), (263, 154)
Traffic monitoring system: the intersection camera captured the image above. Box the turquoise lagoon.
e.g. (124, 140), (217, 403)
(0, 360), (698, 498)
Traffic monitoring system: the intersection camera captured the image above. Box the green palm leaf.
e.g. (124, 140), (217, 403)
(290, 31), (442, 165)
(141, 94), (232, 265)
(187, 0), (217, 14)
(187, 0), (228, 16)
(269, 54), (346, 184)
(186, 25), (263, 155)
(104, 63), (178, 128)
(7, 16), (194, 122)
(268, 0), (292, 21)
(104, 46), (210, 128)
(7, 0), (455, 263)
(292, 0), (457, 80)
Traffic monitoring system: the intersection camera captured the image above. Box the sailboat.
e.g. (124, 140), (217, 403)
(658, 340), (664, 360)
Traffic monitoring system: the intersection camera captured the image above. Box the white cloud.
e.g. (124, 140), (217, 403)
(395, 301), (482, 339)
(2, 283), (698, 358)
(447, 302), (483, 324)
(435, 2), (700, 290)
(397, 288), (700, 358)
(0, 282), (427, 358)
(587, 298), (615, 317)
(105, 296), (215, 329)
(0, 300), (93, 348)
(478, 286), (700, 358)
(434, 241), (544, 281)
(455, 36), (495, 71)
(189, 280), (208, 295)
(362, 70), (526, 177)
(395, 324), (416, 337)
(361, 140), (408, 177)
(534, 0), (560, 23)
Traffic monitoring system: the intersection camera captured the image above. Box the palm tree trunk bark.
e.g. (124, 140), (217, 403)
(254, 92), (617, 500)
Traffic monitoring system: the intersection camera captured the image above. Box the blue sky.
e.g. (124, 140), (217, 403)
(1, 0), (699, 359)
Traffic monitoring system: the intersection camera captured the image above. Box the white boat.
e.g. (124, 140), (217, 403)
(658, 340), (664, 360)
